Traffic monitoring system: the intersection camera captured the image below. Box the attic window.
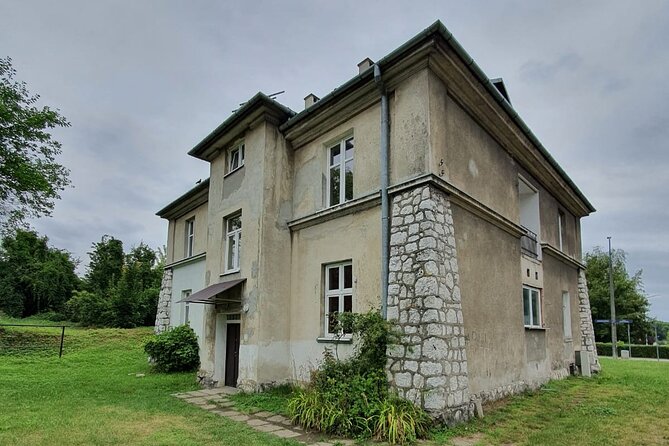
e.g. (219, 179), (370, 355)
(228, 142), (245, 173)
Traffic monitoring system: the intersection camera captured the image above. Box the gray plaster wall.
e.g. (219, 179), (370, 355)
(452, 204), (528, 397)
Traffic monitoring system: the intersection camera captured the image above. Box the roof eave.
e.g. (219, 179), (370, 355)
(188, 93), (295, 161)
(280, 20), (595, 215)
(156, 178), (210, 219)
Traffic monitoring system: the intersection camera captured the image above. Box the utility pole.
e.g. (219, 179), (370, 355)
(655, 325), (660, 361)
(608, 236), (618, 358)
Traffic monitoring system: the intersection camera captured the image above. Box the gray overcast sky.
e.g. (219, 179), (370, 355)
(2, 1), (668, 320)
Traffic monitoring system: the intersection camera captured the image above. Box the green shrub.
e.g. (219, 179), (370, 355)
(64, 290), (112, 326)
(144, 325), (200, 372)
(288, 310), (431, 444)
(596, 342), (669, 359)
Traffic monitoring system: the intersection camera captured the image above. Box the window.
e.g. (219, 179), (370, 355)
(519, 176), (540, 259)
(185, 218), (195, 258)
(181, 290), (192, 324)
(324, 262), (353, 336)
(523, 286), (542, 328)
(225, 213), (242, 272)
(562, 291), (572, 339)
(327, 137), (354, 206)
(228, 142), (245, 173)
(558, 210), (566, 252)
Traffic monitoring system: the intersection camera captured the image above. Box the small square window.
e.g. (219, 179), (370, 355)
(228, 142), (245, 173)
(523, 285), (542, 328)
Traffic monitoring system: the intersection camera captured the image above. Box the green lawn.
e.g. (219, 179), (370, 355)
(431, 357), (669, 446)
(2, 319), (667, 446)
(0, 320), (298, 446)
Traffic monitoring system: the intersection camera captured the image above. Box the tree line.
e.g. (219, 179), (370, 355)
(585, 247), (666, 344)
(0, 229), (163, 328)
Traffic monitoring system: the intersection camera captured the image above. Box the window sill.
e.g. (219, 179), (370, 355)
(524, 326), (548, 331)
(317, 336), (353, 344)
(224, 165), (244, 179)
(220, 269), (240, 277)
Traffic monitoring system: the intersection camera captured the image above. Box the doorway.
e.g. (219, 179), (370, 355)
(224, 322), (240, 387)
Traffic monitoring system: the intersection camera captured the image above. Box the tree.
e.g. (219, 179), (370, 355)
(110, 243), (162, 328)
(85, 235), (124, 294)
(0, 57), (71, 230)
(0, 229), (78, 317)
(585, 247), (651, 343)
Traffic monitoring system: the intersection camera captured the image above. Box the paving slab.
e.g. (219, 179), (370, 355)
(274, 429), (302, 439)
(246, 419), (269, 427)
(267, 415), (289, 423)
(229, 414), (250, 422)
(254, 411), (273, 418)
(255, 423), (283, 433)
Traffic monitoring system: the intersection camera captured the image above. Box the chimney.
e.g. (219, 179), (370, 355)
(357, 58), (374, 74)
(304, 93), (320, 109)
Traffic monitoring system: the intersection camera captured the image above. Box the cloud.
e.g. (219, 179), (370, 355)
(2, 1), (668, 320)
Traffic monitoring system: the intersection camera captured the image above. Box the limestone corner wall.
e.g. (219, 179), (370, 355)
(578, 269), (600, 372)
(386, 184), (473, 424)
(154, 268), (173, 334)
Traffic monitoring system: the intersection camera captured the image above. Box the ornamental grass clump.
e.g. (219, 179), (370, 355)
(287, 310), (432, 444)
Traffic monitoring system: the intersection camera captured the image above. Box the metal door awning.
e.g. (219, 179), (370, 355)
(178, 278), (246, 304)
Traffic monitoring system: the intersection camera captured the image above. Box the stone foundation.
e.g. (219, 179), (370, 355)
(386, 184), (472, 424)
(473, 367), (569, 405)
(577, 270), (600, 372)
(154, 268), (173, 334)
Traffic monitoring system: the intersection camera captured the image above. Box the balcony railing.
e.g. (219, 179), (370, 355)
(520, 226), (538, 258)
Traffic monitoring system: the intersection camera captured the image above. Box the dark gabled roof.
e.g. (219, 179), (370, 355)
(156, 178), (209, 219)
(281, 20), (595, 214)
(188, 92), (295, 161)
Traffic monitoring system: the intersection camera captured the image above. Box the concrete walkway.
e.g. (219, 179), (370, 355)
(172, 387), (353, 446)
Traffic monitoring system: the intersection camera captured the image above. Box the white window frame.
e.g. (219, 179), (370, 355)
(523, 285), (542, 328)
(181, 290), (192, 325)
(228, 142), (245, 174)
(224, 213), (242, 273)
(324, 262), (353, 337)
(326, 137), (354, 207)
(558, 210), (566, 252)
(185, 218), (195, 258)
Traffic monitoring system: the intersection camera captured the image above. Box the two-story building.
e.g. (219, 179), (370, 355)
(155, 20), (599, 423)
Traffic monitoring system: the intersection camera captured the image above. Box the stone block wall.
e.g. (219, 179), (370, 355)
(386, 184), (473, 424)
(154, 268), (173, 334)
(577, 269), (600, 372)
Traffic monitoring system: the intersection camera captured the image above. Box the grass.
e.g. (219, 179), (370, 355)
(3, 318), (667, 446)
(431, 357), (669, 446)
(0, 317), (299, 446)
(222, 358), (669, 446)
(228, 384), (294, 416)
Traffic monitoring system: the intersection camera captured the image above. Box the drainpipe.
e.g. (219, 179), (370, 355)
(374, 64), (390, 319)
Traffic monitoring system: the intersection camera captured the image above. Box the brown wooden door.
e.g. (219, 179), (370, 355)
(224, 324), (240, 387)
